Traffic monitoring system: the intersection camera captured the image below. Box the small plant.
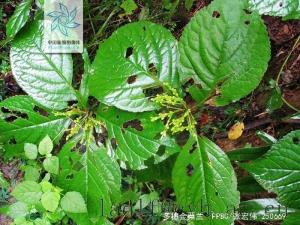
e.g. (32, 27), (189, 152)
(8, 136), (87, 225)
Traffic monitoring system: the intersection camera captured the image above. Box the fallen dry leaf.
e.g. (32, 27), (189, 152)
(228, 122), (245, 140)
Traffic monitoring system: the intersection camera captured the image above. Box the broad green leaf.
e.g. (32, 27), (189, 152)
(185, 0), (194, 10)
(38, 135), (53, 155)
(61, 192), (87, 213)
(241, 130), (300, 209)
(291, 113), (300, 120)
(238, 176), (265, 194)
(56, 138), (82, 189)
(266, 88), (283, 112)
(41, 207), (64, 223)
(135, 153), (178, 186)
(120, 190), (140, 204)
(13, 218), (33, 225)
(6, 0), (32, 38)
(239, 198), (296, 221)
(41, 191), (60, 212)
(89, 21), (178, 112)
(188, 84), (211, 105)
(0, 7), (3, 21)
(34, 218), (51, 225)
(97, 106), (178, 169)
(24, 143), (38, 160)
(68, 213), (114, 225)
(120, 0), (138, 15)
(226, 146), (269, 161)
(0, 205), (9, 214)
(10, 20), (76, 110)
(96, 218), (114, 225)
(40, 181), (53, 192)
(8, 202), (29, 219)
(0, 96), (70, 152)
(163, 0), (180, 13)
(133, 192), (159, 210)
(43, 156), (59, 174)
(249, 0), (300, 20)
(172, 137), (239, 225)
(12, 181), (42, 205)
(69, 147), (121, 218)
(79, 49), (91, 107)
(24, 166), (40, 181)
(161, 222), (177, 225)
(256, 130), (277, 144)
(283, 213), (300, 225)
(179, 0), (270, 106)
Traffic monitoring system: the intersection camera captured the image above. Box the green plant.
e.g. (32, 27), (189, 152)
(1, 0), (300, 224)
(8, 136), (88, 225)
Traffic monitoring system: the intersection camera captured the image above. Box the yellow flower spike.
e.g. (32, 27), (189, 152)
(151, 116), (159, 122)
(151, 86), (196, 136)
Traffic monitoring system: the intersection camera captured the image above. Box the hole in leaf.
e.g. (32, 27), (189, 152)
(125, 47), (133, 58)
(215, 192), (219, 196)
(16, 111), (28, 119)
(9, 138), (17, 144)
(148, 63), (158, 75)
(1, 107), (10, 113)
(183, 78), (195, 87)
(66, 173), (74, 179)
(88, 96), (100, 109)
(293, 137), (299, 145)
(116, 115), (120, 119)
(212, 11), (220, 18)
(78, 145), (86, 154)
(127, 75), (137, 84)
(96, 126), (108, 145)
(175, 131), (190, 147)
(279, 2), (283, 7)
(243, 9), (252, 14)
(123, 119), (143, 131)
(189, 142), (197, 154)
(5, 115), (18, 123)
(111, 138), (118, 150)
(154, 133), (161, 140)
(244, 20), (250, 25)
(186, 164), (194, 176)
(143, 87), (164, 98)
(68, 100), (78, 107)
(157, 146), (166, 156)
(33, 106), (49, 117)
(101, 106), (109, 112)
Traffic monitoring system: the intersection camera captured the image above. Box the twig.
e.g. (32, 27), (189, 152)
(236, 221), (247, 225)
(115, 215), (126, 225)
(276, 35), (300, 112)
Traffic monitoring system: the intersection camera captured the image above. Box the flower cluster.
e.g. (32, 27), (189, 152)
(55, 107), (103, 142)
(151, 84), (196, 136)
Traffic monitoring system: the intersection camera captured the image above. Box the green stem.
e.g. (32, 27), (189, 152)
(276, 35), (300, 112)
(87, 9), (117, 48)
(37, 45), (87, 109)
